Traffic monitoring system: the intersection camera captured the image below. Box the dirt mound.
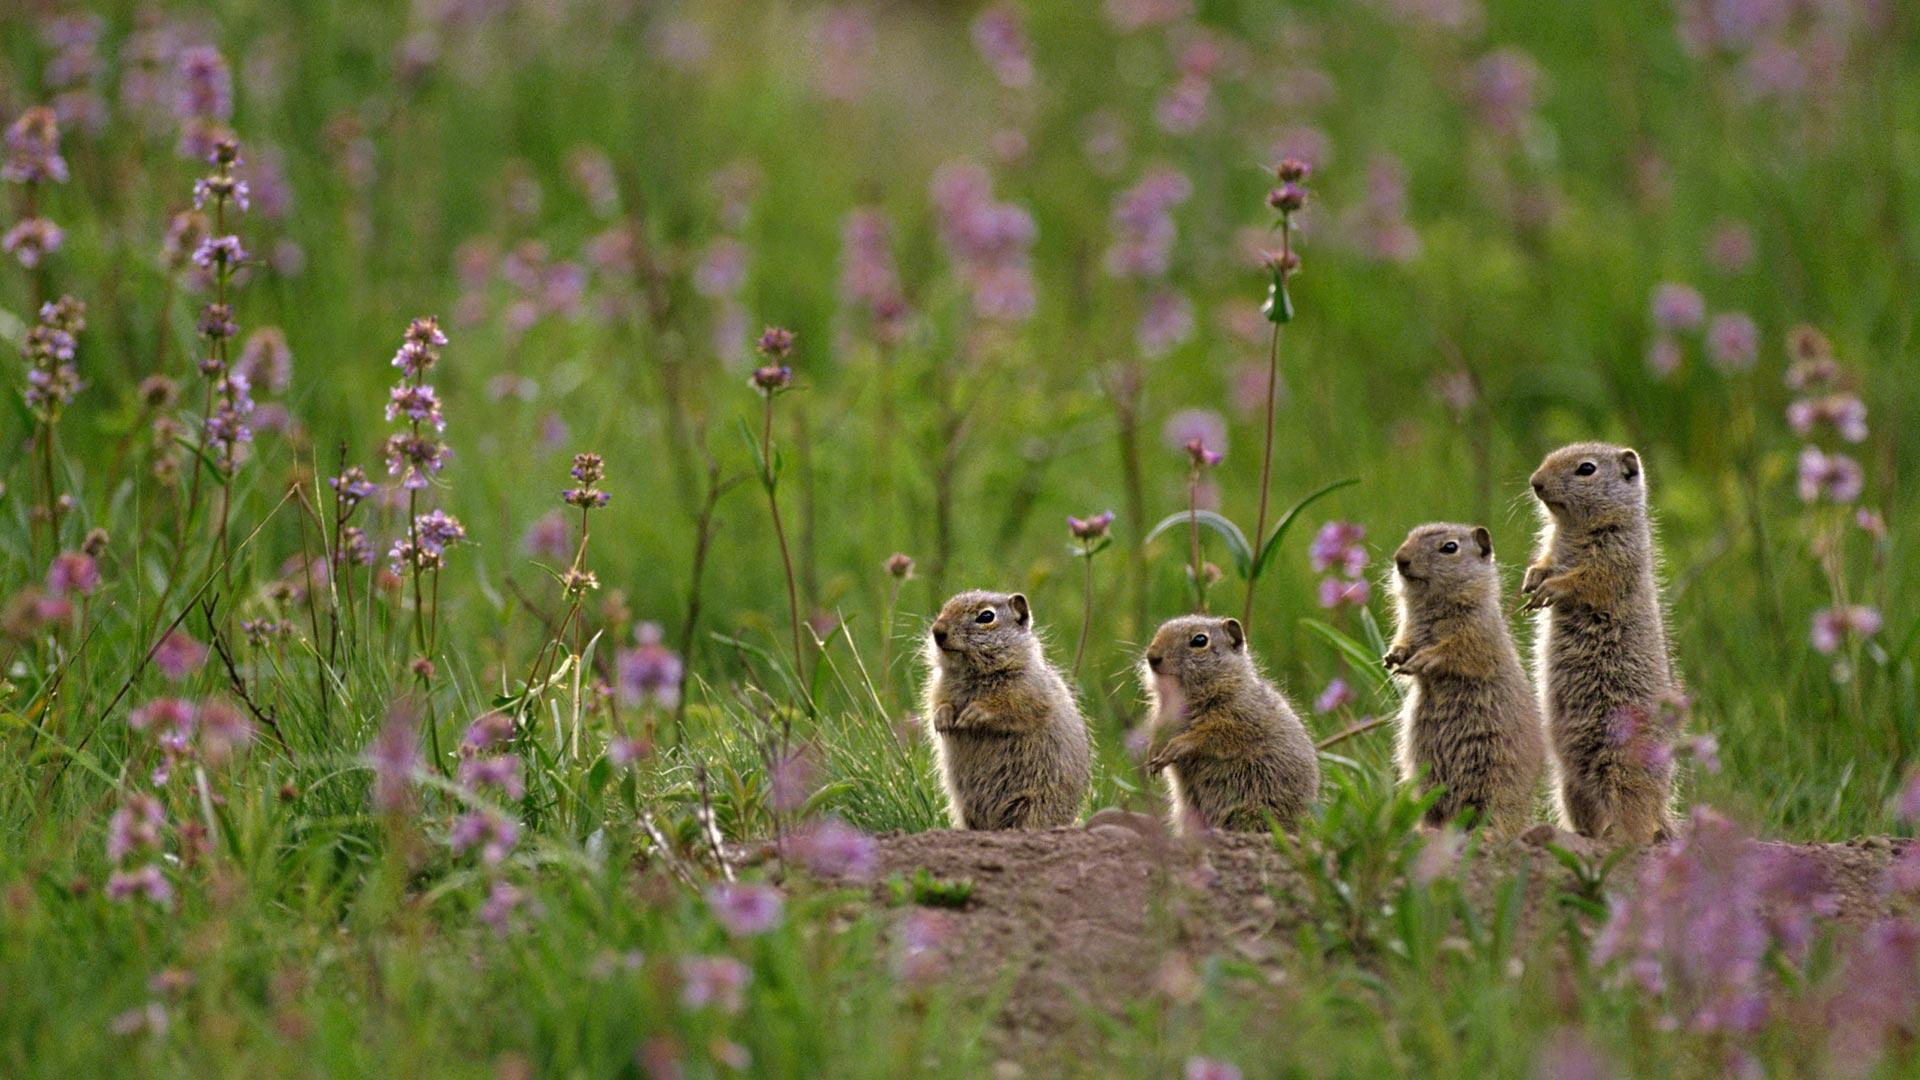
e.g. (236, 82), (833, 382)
(871, 818), (1910, 1056)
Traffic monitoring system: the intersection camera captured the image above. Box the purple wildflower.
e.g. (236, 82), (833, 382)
(386, 384), (444, 430)
(3, 107), (68, 184)
(460, 753), (526, 800)
(1314, 677), (1354, 714)
(1650, 283), (1706, 332)
(930, 161), (1038, 322)
(616, 623), (683, 709)
(1137, 288), (1195, 356)
(1309, 522), (1369, 577)
(328, 466), (376, 507)
(107, 794), (166, 862)
(1318, 577), (1371, 609)
(1184, 1058), (1243, 1080)
(679, 955), (751, 1013)
(1797, 447), (1864, 503)
(1068, 511), (1115, 542)
(1706, 312), (1759, 371)
(478, 880), (525, 934)
(1105, 167), (1192, 279)
(789, 818), (880, 881)
(707, 881), (784, 937)
(383, 433), (451, 489)
(3, 217), (64, 268)
(105, 863), (174, 907)
(1811, 606), (1882, 655)
(1785, 394), (1868, 443)
(1162, 408), (1227, 463)
(449, 811), (519, 866)
(151, 630), (207, 681)
(971, 4), (1034, 89)
(366, 712), (421, 813)
(46, 551), (99, 596)
(522, 510), (570, 561)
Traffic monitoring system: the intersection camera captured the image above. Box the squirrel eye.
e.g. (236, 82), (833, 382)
(975, 609), (996, 625)
(1575, 462), (1598, 476)
(1189, 633), (1209, 648)
(1440, 541), (1459, 554)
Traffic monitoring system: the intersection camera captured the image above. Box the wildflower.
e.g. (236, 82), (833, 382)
(1309, 522), (1368, 577)
(522, 510), (570, 561)
(1825, 919), (1920, 1072)
(1649, 283), (1706, 332)
(337, 526), (373, 567)
(607, 736), (650, 768)
(385, 384), (444, 430)
(1184, 1058), (1243, 1080)
(1068, 511), (1115, 541)
(46, 551), (99, 596)
(750, 363), (793, 395)
(678, 955), (751, 1013)
(191, 234), (246, 270)
(382, 433), (451, 489)
(564, 452), (611, 508)
(1162, 408), (1227, 463)
(1645, 335), (1683, 379)
(1318, 577), (1371, 609)
(191, 173), (249, 212)
(461, 712), (517, 756)
(392, 316), (447, 375)
(151, 630), (208, 681)
(971, 4), (1034, 88)
(930, 161), (1038, 322)
(789, 818), (880, 880)
(1797, 447), (1864, 504)
(161, 211), (208, 270)
(107, 794), (167, 862)
(460, 754), (526, 800)
(448, 811), (519, 866)
(328, 466), (376, 507)
(1104, 167), (1192, 278)
(2, 106), (68, 184)
(1707, 220), (1754, 274)
(1137, 288), (1195, 356)
(197, 699), (253, 762)
(478, 880), (525, 934)
(82, 528), (108, 557)
(366, 713), (421, 814)
(1785, 394), (1868, 443)
(1267, 183), (1307, 213)
(707, 881), (784, 937)
(3, 217), (64, 268)
(1314, 677), (1354, 714)
(693, 238), (748, 297)
(894, 909), (953, 982)
(1705, 312), (1759, 371)
(616, 623), (683, 709)
(885, 552), (915, 579)
(105, 863), (174, 907)
(1811, 606), (1882, 654)
(754, 325), (794, 359)
(562, 568), (599, 597)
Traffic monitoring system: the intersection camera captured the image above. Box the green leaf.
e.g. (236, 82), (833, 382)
(1262, 277), (1293, 324)
(1144, 509), (1253, 578)
(1300, 617), (1400, 702)
(1250, 477), (1360, 579)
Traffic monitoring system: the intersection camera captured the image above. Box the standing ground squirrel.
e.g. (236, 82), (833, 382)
(1524, 442), (1679, 845)
(1141, 616), (1319, 833)
(1386, 523), (1546, 837)
(921, 590), (1091, 829)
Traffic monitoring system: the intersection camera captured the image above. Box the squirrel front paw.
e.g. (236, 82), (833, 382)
(1394, 646), (1442, 677)
(1519, 574), (1572, 613)
(931, 703), (961, 733)
(1521, 563), (1554, 595)
(1382, 648), (1408, 671)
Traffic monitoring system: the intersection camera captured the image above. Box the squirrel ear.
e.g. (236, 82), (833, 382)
(1472, 526), (1493, 557)
(1009, 593), (1030, 626)
(1223, 618), (1245, 650)
(1620, 449), (1642, 480)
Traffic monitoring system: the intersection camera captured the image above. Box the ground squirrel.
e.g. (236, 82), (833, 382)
(1385, 523), (1546, 837)
(922, 590), (1092, 829)
(1141, 616), (1320, 833)
(1524, 442), (1679, 844)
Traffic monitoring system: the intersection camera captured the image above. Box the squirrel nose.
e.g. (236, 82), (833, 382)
(1146, 653), (1163, 670)
(932, 626), (949, 647)
(1395, 556), (1412, 576)
(1531, 480), (1546, 498)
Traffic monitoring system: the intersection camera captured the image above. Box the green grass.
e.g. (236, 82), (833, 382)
(2, 0), (1917, 1074)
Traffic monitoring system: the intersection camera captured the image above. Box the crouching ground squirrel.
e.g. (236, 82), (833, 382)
(1386, 523), (1546, 837)
(1141, 616), (1319, 833)
(922, 590), (1091, 829)
(1524, 442), (1680, 845)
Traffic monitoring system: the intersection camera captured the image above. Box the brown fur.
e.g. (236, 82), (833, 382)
(1386, 523), (1547, 837)
(1141, 616), (1319, 833)
(921, 590), (1091, 829)
(1525, 442), (1679, 845)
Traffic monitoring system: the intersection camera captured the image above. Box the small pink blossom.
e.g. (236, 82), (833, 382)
(1706, 312), (1759, 372)
(679, 955), (750, 1012)
(1811, 606), (1881, 655)
(707, 881), (784, 937)
(1314, 677), (1354, 714)
(1797, 447), (1864, 504)
(1318, 576), (1371, 610)
(152, 629), (207, 681)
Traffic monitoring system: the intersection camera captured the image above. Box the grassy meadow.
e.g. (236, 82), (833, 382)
(2, 0), (1917, 1074)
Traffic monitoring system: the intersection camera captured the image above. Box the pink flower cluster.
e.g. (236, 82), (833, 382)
(1310, 521), (1371, 610)
(930, 161), (1038, 323)
(1643, 281), (1758, 378)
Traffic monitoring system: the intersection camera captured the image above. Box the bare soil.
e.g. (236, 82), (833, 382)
(867, 813), (1912, 1059)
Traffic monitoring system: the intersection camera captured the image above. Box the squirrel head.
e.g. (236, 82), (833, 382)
(1530, 442), (1645, 528)
(928, 590), (1034, 673)
(1142, 615), (1251, 697)
(1392, 522), (1496, 600)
